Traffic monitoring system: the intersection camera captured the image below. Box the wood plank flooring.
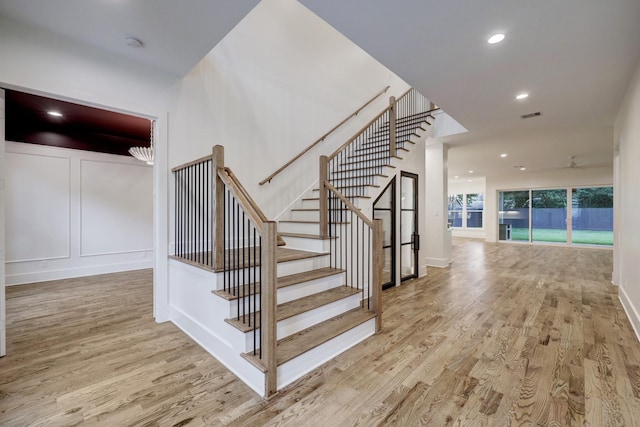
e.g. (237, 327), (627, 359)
(2, 239), (640, 426)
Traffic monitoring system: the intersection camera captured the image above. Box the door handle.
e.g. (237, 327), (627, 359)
(412, 233), (420, 251)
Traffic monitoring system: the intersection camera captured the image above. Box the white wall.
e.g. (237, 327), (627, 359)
(614, 58), (640, 340)
(1, 89), (6, 355)
(484, 166), (613, 243)
(448, 177), (487, 239)
(167, 0), (410, 223)
(4, 142), (153, 285)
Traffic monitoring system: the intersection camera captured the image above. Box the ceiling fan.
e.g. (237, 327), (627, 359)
(565, 155), (611, 170)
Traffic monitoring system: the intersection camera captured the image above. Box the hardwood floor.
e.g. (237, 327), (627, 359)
(1, 239), (639, 426)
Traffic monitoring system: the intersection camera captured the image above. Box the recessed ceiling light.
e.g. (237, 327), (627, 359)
(488, 33), (505, 44)
(520, 167), (526, 171)
(468, 170), (474, 174)
(47, 111), (63, 117)
(125, 36), (144, 48)
(468, 179), (473, 182)
(516, 93), (529, 100)
(500, 153), (508, 158)
(454, 175), (459, 178)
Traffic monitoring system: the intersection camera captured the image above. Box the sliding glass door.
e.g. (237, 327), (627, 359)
(571, 187), (613, 245)
(498, 191), (530, 241)
(498, 186), (613, 246)
(532, 189), (567, 244)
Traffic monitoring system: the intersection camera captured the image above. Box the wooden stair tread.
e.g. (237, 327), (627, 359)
(347, 148), (409, 159)
(279, 232), (337, 240)
(213, 267), (344, 300)
(215, 246), (327, 273)
(329, 165), (397, 174)
(225, 286), (360, 333)
(279, 219), (349, 225)
(339, 156), (402, 166)
(329, 173), (388, 180)
(243, 307), (375, 368)
(312, 184), (380, 191)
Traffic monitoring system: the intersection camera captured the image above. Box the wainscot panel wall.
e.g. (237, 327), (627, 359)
(5, 141), (153, 285)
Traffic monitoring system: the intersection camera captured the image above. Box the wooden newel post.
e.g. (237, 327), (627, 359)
(262, 221), (278, 398)
(389, 96), (397, 158)
(212, 145), (225, 271)
(319, 155), (329, 238)
(371, 218), (383, 333)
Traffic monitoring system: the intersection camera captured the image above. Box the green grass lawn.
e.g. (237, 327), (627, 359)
(510, 228), (613, 245)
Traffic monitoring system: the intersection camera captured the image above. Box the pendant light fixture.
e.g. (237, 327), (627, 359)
(129, 119), (154, 165)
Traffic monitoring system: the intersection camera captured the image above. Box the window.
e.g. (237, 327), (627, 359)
(447, 194), (463, 227)
(466, 193), (484, 228)
(448, 193), (483, 229)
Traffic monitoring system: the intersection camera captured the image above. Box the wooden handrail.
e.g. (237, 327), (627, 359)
(324, 181), (375, 228)
(218, 168), (266, 232)
(171, 154), (211, 173)
(220, 167), (286, 246)
(259, 85), (390, 185)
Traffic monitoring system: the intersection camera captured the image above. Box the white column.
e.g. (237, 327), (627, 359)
(154, 113), (170, 322)
(0, 89), (6, 356)
(424, 142), (451, 268)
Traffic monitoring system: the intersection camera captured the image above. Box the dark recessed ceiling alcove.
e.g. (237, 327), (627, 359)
(5, 90), (150, 156)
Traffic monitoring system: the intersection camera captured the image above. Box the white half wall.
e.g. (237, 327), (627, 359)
(614, 58), (640, 341)
(484, 166), (613, 243)
(5, 142), (153, 285)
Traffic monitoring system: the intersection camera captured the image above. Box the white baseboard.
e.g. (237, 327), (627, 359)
(425, 257), (451, 268)
(619, 286), (640, 343)
(6, 260), (153, 285)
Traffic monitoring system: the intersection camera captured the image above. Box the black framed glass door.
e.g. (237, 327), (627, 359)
(373, 179), (395, 290)
(400, 172), (419, 281)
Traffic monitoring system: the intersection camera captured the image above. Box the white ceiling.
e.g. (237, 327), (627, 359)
(1, 0), (639, 181)
(0, 0), (260, 76)
(300, 0), (640, 180)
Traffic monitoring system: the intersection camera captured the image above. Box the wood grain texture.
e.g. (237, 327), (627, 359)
(2, 239), (639, 426)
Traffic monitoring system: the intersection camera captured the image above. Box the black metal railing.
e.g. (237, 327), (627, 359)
(325, 89), (435, 200)
(327, 108), (391, 199)
(173, 156), (213, 268)
(326, 182), (375, 309)
(222, 178), (263, 357)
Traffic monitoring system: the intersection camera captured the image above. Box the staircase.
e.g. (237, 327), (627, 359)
(169, 88), (436, 398)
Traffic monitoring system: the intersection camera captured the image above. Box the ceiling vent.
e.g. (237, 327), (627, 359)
(521, 111), (542, 119)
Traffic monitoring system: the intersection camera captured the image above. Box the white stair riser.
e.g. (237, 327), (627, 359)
(277, 255), (330, 276)
(277, 293), (361, 339)
(277, 273), (345, 304)
(228, 272), (345, 318)
(288, 210), (320, 222)
(300, 199), (319, 210)
(278, 221), (319, 235)
(277, 318), (376, 390)
(215, 255), (331, 290)
(242, 293), (362, 353)
(280, 235), (331, 252)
